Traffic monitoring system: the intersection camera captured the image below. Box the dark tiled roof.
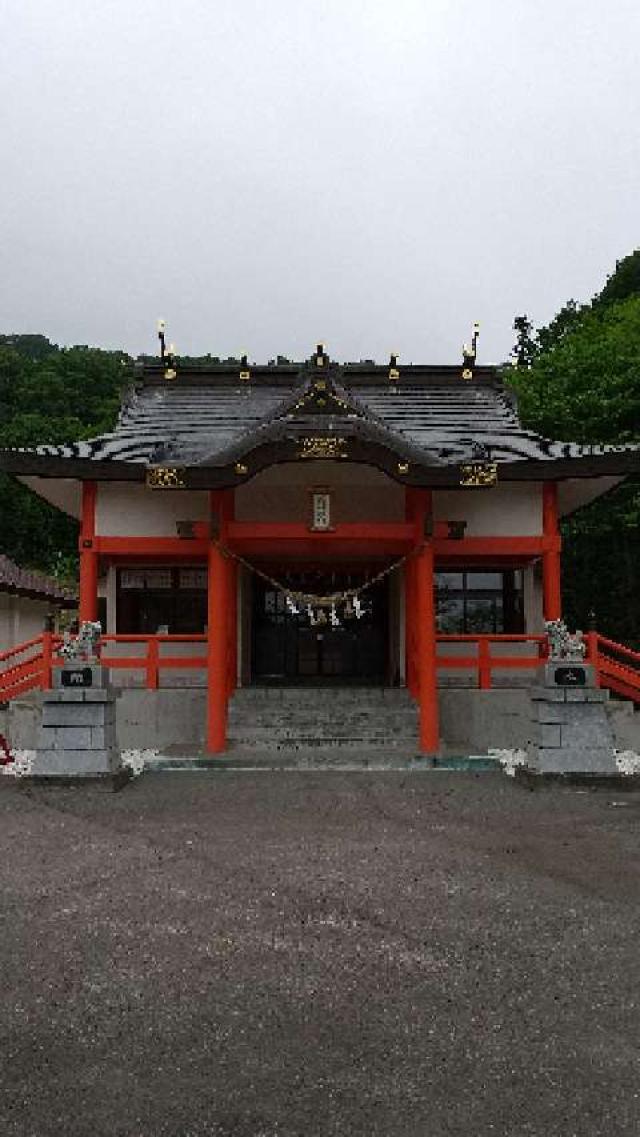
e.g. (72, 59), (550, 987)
(0, 555), (77, 604)
(2, 359), (639, 474)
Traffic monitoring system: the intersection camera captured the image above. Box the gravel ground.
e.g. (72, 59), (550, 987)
(1, 770), (639, 1137)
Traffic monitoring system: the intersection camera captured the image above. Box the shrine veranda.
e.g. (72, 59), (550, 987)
(1, 344), (638, 755)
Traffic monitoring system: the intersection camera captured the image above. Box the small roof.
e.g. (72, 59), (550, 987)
(0, 555), (77, 606)
(0, 353), (638, 488)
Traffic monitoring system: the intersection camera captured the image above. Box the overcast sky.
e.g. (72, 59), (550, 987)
(1, 0), (638, 365)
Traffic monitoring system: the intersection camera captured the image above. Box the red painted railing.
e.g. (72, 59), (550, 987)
(0, 634), (207, 703)
(0, 633), (60, 702)
(98, 635), (207, 689)
(2, 631), (639, 704)
(586, 632), (640, 703)
(436, 634), (548, 689)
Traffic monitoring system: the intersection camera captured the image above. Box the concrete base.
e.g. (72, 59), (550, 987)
(33, 674), (123, 779)
(515, 767), (640, 791)
(25, 768), (132, 791)
(526, 665), (618, 776)
(3, 684), (638, 756)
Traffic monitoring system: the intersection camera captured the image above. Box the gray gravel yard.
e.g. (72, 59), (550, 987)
(1, 770), (639, 1137)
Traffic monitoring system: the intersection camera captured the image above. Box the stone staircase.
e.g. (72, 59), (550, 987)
(226, 686), (420, 761)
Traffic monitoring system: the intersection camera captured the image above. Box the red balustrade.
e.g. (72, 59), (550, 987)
(2, 631), (640, 704)
(0, 634), (207, 702)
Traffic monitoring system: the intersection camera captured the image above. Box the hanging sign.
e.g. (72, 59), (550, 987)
(310, 489), (332, 531)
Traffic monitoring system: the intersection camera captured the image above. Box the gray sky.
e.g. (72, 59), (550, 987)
(1, 0), (639, 364)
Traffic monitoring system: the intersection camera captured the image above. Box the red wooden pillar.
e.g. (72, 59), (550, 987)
(207, 490), (234, 753)
(79, 481), (99, 623)
(542, 482), (562, 621)
(416, 539), (439, 754)
(406, 488), (439, 754)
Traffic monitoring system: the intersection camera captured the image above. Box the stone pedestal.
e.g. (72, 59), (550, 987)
(527, 662), (617, 775)
(32, 664), (125, 782)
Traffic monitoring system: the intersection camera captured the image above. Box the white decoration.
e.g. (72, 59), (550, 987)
(1, 749), (34, 777)
(120, 749), (159, 777)
(614, 750), (640, 776)
(488, 747), (529, 777)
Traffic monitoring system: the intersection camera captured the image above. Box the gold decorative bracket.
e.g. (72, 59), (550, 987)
(146, 466), (187, 490)
(459, 461), (498, 487)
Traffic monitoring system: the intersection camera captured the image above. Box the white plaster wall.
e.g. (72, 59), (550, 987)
(0, 593), (51, 655)
(235, 462), (404, 523)
(523, 563), (545, 633)
(96, 484), (209, 537)
(434, 483), (542, 536)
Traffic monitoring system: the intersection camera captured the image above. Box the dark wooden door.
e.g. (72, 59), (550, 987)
(252, 575), (388, 684)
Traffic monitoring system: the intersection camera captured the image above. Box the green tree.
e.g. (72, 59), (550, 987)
(508, 285), (640, 642)
(511, 315), (536, 368)
(594, 249), (640, 307)
(0, 342), (130, 577)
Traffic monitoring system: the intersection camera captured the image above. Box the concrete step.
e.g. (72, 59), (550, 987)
(143, 752), (502, 773)
(227, 735), (418, 750)
(227, 712), (419, 729)
(227, 686), (420, 749)
(231, 687), (414, 706)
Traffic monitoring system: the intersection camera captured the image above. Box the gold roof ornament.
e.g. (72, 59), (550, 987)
(239, 353), (251, 382)
(157, 320), (178, 379)
(461, 321), (480, 380)
(388, 352), (400, 387)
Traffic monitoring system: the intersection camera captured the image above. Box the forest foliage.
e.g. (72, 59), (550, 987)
(0, 249), (639, 639)
(507, 249), (640, 640)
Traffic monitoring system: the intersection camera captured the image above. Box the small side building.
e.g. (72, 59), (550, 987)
(0, 555), (76, 655)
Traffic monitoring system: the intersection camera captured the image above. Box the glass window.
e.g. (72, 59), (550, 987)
(117, 567), (208, 634)
(435, 570), (523, 634)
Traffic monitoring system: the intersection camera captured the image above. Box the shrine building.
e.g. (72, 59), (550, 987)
(1, 336), (638, 755)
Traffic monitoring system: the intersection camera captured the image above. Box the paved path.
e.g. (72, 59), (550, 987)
(1, 771), (639, 1136)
